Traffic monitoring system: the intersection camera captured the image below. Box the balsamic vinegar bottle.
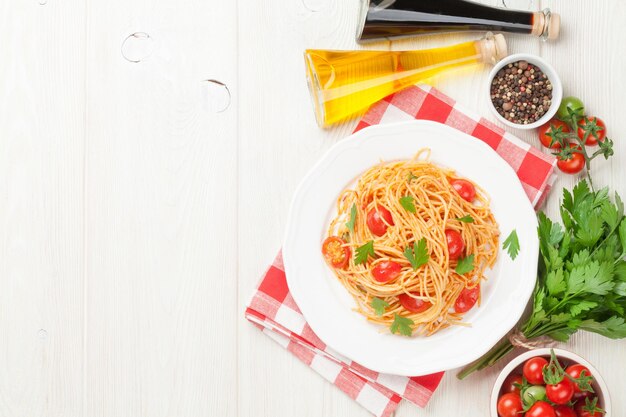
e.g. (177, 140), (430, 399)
(357, 0), (560, 42)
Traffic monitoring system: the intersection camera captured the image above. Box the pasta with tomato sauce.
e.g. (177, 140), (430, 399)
(321, 150), (500, 336)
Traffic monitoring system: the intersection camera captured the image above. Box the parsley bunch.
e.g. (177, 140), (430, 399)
(459, 180), (626, 379)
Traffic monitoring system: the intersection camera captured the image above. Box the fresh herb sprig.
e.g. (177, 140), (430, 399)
(404, 238), (429, 270)
(459, 180), (626, 379)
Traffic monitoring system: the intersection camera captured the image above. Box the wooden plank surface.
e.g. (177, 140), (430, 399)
(0, 0), (85, 415)
(83, 1), (237, 416)
(0, 0), (624, 416)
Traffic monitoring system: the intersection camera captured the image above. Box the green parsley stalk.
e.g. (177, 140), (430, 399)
(458, 180), (626, 379)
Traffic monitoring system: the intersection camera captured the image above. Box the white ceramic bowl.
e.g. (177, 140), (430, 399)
(487, 53), (563, 130)
(490, 348), (611, 417)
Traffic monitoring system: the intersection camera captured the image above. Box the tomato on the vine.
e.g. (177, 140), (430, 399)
(556, 144), (586, 175)
(565, 364), (593, 393)
(577, 116), (606, 146)
(553, 405), (576, 417)
(523, 356), (548, 385)
(546, 378), (574, 405)
(557, 96), (585, 121)
(497, 392), (523, 417)
(502, 373), (523, 395)
(538, 118), (570, 149)
(575, 398), (604, 417)
(522, 385), (547, 407)
(526, 401), (556, 417)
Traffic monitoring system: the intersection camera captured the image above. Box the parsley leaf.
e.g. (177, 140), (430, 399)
(546, 268), (566, 296)
(455, 254), (475, 275)
(354, 241), (375, 265)
(371, 297), (389, 316)
(407, 172), (418, 182)
(346, 203), (357, 234)
(399, 196), (416, 213)
(503, 229), (520, 260)
(390, 314), (414, 336)
(404, 238), (429, 270)
(456, 215), (474, 223)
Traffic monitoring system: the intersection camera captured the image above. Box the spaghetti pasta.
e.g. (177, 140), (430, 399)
(321, 150), (500, 336)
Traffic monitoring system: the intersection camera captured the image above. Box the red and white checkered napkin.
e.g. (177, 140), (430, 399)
(245, 84), (557, 417)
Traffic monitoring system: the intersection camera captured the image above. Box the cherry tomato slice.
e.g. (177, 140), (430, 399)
(398, 293), (432, 314)
(526, 401), (556, 417)
(565, 364), (593, 393)
(366, 205), (394, 236)
(502, 373), (523, 395)
(523, 356), (549, 385)
(454, 285), (480, 313)
(321, 237), (350, 269)
(497, 393), (523, 417)
(445, 229), (465, 260)
(538, 118), (570, 149)
(371, 260), (402, 283)
(449, 179), (476, 202)
(557, 144), (586, 175)
(553, 405), (577, 417)
(546, 379), (575, 405)
(577, 116), (606, 146)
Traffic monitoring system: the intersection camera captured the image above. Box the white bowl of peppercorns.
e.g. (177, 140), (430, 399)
(487, 53), (562, 130)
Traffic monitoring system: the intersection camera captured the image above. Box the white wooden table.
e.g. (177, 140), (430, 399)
(1, 0), (624, 416)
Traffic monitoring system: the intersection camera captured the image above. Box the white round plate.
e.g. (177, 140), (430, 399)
(283, 120), (539, 376)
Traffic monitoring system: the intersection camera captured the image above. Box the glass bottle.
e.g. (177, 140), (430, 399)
(305, 34), (507, 128)
(357, 0), (559, 42)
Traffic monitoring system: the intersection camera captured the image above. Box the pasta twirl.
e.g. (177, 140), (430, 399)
(322, 150), (500, 336)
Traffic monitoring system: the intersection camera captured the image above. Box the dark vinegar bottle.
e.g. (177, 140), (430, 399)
(357, 0), (560, 42)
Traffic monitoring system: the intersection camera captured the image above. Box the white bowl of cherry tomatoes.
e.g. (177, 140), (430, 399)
(491, 348), (610, 417)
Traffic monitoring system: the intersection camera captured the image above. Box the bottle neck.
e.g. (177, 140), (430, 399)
(531, 9), (560, 41)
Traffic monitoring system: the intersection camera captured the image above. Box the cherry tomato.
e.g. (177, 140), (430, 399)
(577, 117), (606, 146)
(497, 393), (523, 417)
(523, 385), (547, 407)
(557, 96), (585, 121)
(371, 260), (402, 283)
(398, 293), (432, 314)
(575, 399), (604, 417)
(523, 356), (549, 385)
(546, 379), (575, 405)
(366, 205), (394, 236)
(573, 390), (594, 403)
(557, 145), (586, 175)
(449, 179), (476, 202)
(321, 237), (351, 269)
(526, 401), (556, 417)
(502, 374), (523, 395)
(566, 364), (593, 393)
(538, 118), (570, 149)
(445, 229), (465, 260)
(454, 285), (479, 313)
(554, 405), (577, 417)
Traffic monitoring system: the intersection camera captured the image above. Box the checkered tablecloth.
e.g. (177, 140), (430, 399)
(245, 84), (557, 417)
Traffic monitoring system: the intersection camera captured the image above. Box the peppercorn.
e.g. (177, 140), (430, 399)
(490, 60), (553, 125)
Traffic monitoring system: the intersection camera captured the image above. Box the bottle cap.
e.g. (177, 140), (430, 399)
(479, 33), (508, 65)
(532, 9), (560, 40)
